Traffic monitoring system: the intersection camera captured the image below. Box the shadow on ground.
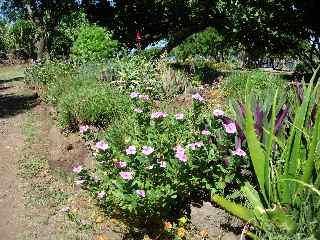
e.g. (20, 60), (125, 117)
(0, 76), (24, 84)
(0, 93), (39, 118)
(0, 75), (38, 118)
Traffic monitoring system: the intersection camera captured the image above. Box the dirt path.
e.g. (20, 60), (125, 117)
(0, 67), (124, 240)
(0, 72), (35, 239)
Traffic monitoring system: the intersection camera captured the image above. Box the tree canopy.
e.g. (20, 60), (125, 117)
(1, 0), (319, 68)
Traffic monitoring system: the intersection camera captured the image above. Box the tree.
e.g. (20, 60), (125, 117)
(1, 0), (80, 59)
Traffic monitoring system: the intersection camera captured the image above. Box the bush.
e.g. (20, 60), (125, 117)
(221, 70), (287, 101)
(57, 83), (131, 129)
(70, 24), (119, 63)
(101, 54), (191, 99)
(74, 93), (252, 231)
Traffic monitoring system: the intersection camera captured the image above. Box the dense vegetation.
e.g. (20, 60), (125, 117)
(2, 0), (320, 239)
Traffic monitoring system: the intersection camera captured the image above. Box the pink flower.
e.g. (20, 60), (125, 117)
(192, 93), (204, 102)
(175, 112), (184, 120)
(97, 191), (106, 198)
(74, 179), (85, 185)
(201, 129), (211, 136)
(159, 161), (167, 168)
(130, 92), (140, 98)
(175, 145), (187, 162)
(136, 190), (146, 198)
(73, 165), (83, 173)
(188, 141), (204, 150)
(120, 171), (133, 180)
(126, 145), (137, 155)
(134, 108), (143, 113)
(139, 94), (150, 101)
(142, 146), (154, 155)
(151, 112), (168, 119)
(223, 122), (237, 134)
(231, 148), (247, 157)
(79, 125), (90, 134)
(115, 161), (127, 168)
(95, 141), (109, 151)
(213, 109), (224, 117)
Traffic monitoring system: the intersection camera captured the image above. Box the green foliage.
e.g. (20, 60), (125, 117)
(212, 67), (320, 238)
(50, 11), (89, 58)
(221, 70), (287, 101)
(75, 94), (251, 230)
(70, 24), (119, 63)
(102, 54), (191, 99)
(57, 82), (131, 129)
(9, 19), (37, 57)
(25, 60), (77, 86)
(172, 27), (233, 62)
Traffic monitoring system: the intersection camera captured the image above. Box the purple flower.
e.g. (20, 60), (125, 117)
(115, 161), (127, 168)
(97, 191), (106, 198)
(201, 129), (211, 136)
(73, 165), (83, 173)
(231, 148), (246, 157)
(151, 112), (168, 119)
(175, 145), (187, 162)
(223, 159), (230, 166)
(74, 179), (85, 186)
(60, 206), (70, 213)
(79, 125), (90, 134)
(120, 171), (133, 180)
(139, 94), (150, 101)
(134, 108), (143, 113)
(136, 190), (146, 198)
(126, 145), (137, 155)
(130, 92), (140, 98)
(159, 161), (167, 168)
(192, 93), (204, 102)
(142, 146), (154, 155)
(175, 112), (184, 120)
(213, 109), (224, 117)
(223, 122), (237, 134)
(95, 141), (109, 151)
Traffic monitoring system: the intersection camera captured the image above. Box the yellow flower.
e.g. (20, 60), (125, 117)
(177, 227), (186, 238)
(164, 221), (172, 230)
(200, 228), (209, 238)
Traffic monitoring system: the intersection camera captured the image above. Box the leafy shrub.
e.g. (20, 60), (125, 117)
(171, 27), (233, 62)
(57, 83), (131, 129)
(70, 24), (119, 63)
(213, 68), (320, 238)
(50, 11), (89, 58)
(25, 60), (77, 86)
(101, 54), (191, 99)
(221, 70), (287, 100)
(74, 93), (252, 231)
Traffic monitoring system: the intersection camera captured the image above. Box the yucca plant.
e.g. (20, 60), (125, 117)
(212, 66), (320, 238)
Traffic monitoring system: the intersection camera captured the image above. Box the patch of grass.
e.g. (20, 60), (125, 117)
(221, 70), (287, 101)
(0, 65), (26, 81)
(19, 156), (46, 178)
